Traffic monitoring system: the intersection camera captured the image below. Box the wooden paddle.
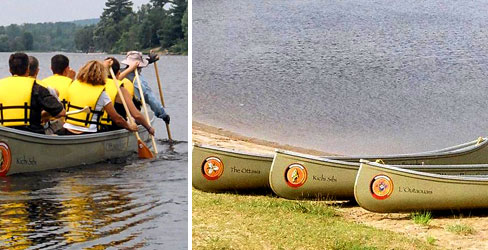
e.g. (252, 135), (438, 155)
(151, 52), (173, 143)
(65, 106), (90, 115)
(109, 68), (154, 159)
(135, 70), (158, 154)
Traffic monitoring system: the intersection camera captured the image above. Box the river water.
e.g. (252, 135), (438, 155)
(193, 0), (488, 155)
(0, 53), (187, 249)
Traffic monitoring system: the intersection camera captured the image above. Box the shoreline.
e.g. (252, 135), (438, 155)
(192, 121), (337, 156)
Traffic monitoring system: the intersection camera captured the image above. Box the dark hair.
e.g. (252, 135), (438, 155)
(51, 54), (69, 74)
(105, 57), (120, 78)
(28, 56), (39, 77)
(9, 52), (29, 76)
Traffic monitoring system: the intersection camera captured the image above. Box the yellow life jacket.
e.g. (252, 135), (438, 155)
(0, 76), (35, 126)
(122, 78), (134, 98)
(99, 78), (122, 126)
(65, 80), (105, 128)
(41, 74), (72, 107)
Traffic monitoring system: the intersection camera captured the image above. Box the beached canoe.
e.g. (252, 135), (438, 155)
(192, 144), (274, 192)
(0, 123), (151, 176)
(354, 160), (488, 212)
(269, 137), (488, 200)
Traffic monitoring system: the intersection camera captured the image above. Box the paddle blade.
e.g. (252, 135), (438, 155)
(137, 139), (154, 159)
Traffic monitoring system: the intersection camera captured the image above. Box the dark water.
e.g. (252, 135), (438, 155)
(0, 53), (188, 249)
(193, 0), (488, 155)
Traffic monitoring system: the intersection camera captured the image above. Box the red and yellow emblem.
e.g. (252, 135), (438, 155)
(0, 142), (12, 177)
(285, 163), (307, 188)
(201, 156), (224, 180)
(370, 174), (393, 200)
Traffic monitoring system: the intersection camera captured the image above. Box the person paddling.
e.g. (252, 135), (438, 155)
(99, 57), (155, 136)
(121, 51), (170, 125)
(0, 53), (65, 134)
(61, 60), (137, 135)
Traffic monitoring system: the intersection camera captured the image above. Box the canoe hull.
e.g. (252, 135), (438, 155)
(192, 144), (273, 192)
(0, 125), (149, 176)
(270, 138), (488, 200)
(354, 161), (488, 212)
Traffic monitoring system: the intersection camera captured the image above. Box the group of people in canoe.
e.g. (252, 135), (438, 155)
(0, 51), (170, 135)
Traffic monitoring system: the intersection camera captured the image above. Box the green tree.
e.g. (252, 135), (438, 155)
(75, 25), (95, 53)
(22, 32), (34, 50)
(0, 35), (9, 51)
(157, 0), (187, 49)
(150, 0), (170, 8)
(101, 0), (133, 23)
(95, 0), (134, 52)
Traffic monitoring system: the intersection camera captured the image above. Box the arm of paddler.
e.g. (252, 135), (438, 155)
(104, 102), (138, 132)
(115, 87), (155, 135)
(37, 84), (65, 119)
(117, 61), (140, 81)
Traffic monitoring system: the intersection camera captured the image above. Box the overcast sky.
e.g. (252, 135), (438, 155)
(0, 0), (151, 26)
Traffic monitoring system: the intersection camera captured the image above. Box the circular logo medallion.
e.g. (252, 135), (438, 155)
(0, 142), (12, 177)
(370, 174), (393, 200)
(201, 156), (224, 180)
(285, 163), (307, 188)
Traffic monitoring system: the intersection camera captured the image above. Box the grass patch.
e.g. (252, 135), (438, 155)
(411, 211), (432, 226)
(446, 224), (475, 235)
(426, 236), (436, 245)
(192, 188), (435, 249)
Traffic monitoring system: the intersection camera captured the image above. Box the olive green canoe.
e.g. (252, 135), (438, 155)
(354, 160), (488, 212)
(0, 123), (151, 176)
(192, 144), (274, 192)
(269, 137), (488, 200)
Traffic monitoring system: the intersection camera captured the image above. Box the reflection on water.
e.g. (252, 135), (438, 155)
(0, 145), (187, 249)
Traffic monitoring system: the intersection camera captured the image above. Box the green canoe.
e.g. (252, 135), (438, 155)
(270, 137), (488, 200)
(354, 160), (488, 212)
(0, 122), (151, 176)
(192, 144), (274, 192)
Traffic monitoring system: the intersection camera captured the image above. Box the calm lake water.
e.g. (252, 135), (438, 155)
(0, 53), (187, 249)
(193, 0), (488, 155)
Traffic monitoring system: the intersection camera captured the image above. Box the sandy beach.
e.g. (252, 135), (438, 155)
(193, 121), (488, 250)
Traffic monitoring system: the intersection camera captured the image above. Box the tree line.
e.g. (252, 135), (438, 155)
(0, 0), (187, 54)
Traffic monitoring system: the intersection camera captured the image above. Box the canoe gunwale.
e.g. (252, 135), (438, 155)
(193, 143), (274, 160)
(276, 137), (488, 163)
(0, 115), (154, 145)
(360, 160), (488, 183)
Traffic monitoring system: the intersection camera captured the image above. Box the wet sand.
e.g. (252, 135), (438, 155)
(193, 121), (488, 250)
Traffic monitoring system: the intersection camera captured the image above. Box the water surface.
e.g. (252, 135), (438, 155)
(193, 0), (488, 155)
(0, 53), (188, 249)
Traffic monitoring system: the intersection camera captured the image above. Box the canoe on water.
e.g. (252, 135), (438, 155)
(192, 144), (274, 192)
(354, 160), (488, 212)
(269, 137), (488, 200)
(0, 122), (151, 176)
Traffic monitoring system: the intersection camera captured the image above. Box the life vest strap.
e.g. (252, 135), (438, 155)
(0, 103), (30, 125)
(66, 103), (104, 126)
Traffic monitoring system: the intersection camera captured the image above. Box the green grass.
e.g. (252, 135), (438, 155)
(411, 211), (432, 226)
(192, 188), (436, 250)
(426, 236), (437, 245)
(446, 224), (475, 235)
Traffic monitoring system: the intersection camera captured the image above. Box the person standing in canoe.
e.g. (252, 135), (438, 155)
(61, 60), (137, 135)
(0, 52), (66, 134)
(99, 57), (155, 136)
(40, 54), (76, 108)
(121, 51), (170, 125)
